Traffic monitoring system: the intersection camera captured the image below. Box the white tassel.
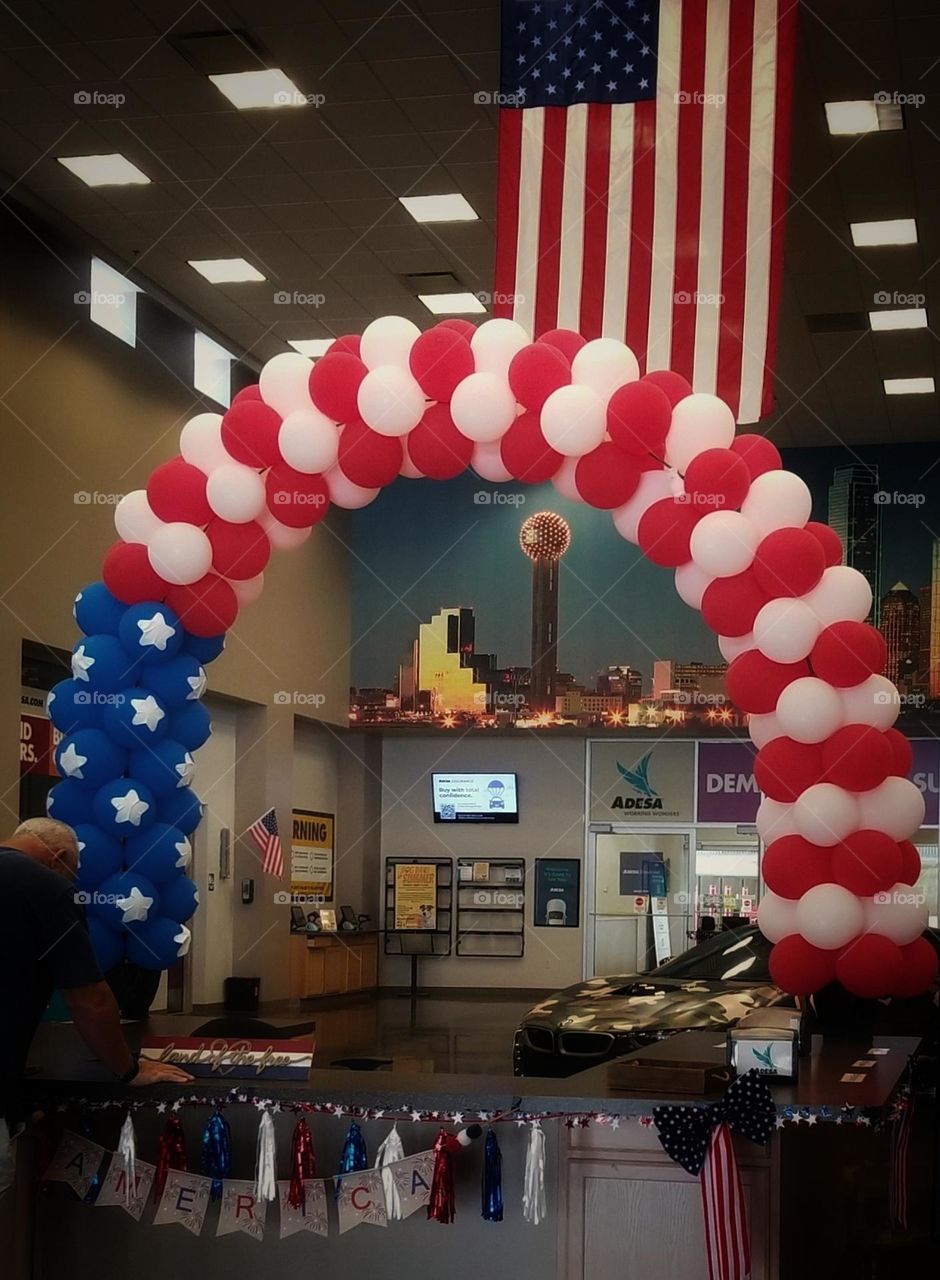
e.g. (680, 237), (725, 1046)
(118, 1112), (136, 1207)
(375, 1122), (405, 1220)
(522, 1120), (547, 1225)
(254, 1109), (277, 1202)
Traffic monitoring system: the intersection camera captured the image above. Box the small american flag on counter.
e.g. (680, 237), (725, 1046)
(247, 806), (283, 877)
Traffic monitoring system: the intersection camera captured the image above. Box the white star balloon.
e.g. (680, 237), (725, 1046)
(174, 753), (196, 788)
(174, 924), (192, 957)
(174, 838), (191, 870)
(58, 742), (88, 779)
(110, 787), (150, 826)
(136, 611), (177, 651)
(130, 695), (165, 732)
(116, 886), (154, 923)
(186, 670), (207, 700)
(72, 645), (94, 682)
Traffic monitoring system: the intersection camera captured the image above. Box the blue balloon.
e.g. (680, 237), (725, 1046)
(73, 824), (124, 889)
(141, 653), (206, 708)
(118, 601), (184, 666)
(93, 778), (157, 838)
(168, 701), (212, 751)
(54, 728), (127, 790)
(71, 634), (137, 693)
(158, 875), (199, 923)
(86, 916), (125, 971)
(89, 871), (160, 932)
(158, 787), (203, 836)
(185, 633), (225, 665)
(126, 916), (191, 970)
(74, 582), (125, 637)
(47, 778), (97, 828)
(47, 679), (101, 733)
(101, 686), (169, 749)
(123, 823), (191, 884)
(129, 739), (195, 798)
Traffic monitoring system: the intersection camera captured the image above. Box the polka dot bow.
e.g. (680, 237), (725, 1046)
(652, 1070), (777, 1177)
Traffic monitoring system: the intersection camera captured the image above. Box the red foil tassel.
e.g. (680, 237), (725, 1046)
(288, 1117), (317, 1209)
(427, 1128), (457, 1224)
(153, 1116), (188, 1201)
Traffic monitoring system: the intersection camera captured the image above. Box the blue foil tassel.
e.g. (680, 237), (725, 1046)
(79, 1119), (102, 1204)
(202, 1110), (232, 1199)
(335, 1120), (368, 1198)
(482, 1127), (503, 1222)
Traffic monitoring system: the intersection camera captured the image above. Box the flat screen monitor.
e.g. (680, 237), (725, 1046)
(431, 772), (519, 823)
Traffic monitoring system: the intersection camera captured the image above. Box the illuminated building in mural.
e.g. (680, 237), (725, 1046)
(880, 582), (920, 691)
(519, 511), (571, 711)
(406, 606), (488, 715)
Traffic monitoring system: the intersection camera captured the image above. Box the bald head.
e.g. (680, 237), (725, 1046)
(8, 817), (79, 880)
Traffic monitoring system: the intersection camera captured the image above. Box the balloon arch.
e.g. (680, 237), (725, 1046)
(46, 315), (933, 1000)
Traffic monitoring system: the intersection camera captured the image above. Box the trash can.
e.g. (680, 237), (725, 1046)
(224, 976), (260, 1013)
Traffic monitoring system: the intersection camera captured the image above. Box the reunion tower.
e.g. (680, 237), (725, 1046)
(519, 512), (572, 711)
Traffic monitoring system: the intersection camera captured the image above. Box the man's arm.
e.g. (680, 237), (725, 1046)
(64, 981), (192, 1086)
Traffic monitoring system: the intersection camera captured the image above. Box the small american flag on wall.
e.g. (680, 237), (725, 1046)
(247, 806), (283, 878)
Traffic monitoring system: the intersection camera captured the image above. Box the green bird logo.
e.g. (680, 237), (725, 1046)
(754, 1044), (776, 1071)
(616, 752), (659, 800)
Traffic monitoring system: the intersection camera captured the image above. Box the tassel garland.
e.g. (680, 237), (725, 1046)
(117, 1112), (137, 1208)
(287, 1117), (317, 1210)
(375, 1122), (405, 1220)
(335, 1120), (368, 1197)
(427, 1128), (457, 1224)
(79, 1118), (102, 1204)
(153, 1116), (187, 1201)
(522, 1121), (546, 1225)
(481, 1127), (503, 1222)
(254, 1108), (277, 1203)
(201, 1110), (231, 1200)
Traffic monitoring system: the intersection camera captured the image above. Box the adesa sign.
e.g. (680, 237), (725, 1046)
(589, 741), (695, 823)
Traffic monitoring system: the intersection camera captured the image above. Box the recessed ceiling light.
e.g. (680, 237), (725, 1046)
(208, 68), (307, 110)
(850, 219), (917, 247)
(869, 307), (928, 331)
(825, 100), (903, 136)
(418, 292), (486, 315)
(188, 258), (265, 284)
(58, 154), (150, 186)
(288, 338), (333, 357)
(399, 194), (478, 223)
(884, 376), (935, 395)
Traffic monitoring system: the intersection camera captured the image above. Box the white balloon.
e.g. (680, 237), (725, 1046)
(664, 393), (735, 472)
(399, 450), (423, 478)
(775, 676), (843, 743)
(205, 463), (266, 524)
(795, 883), (865, 950)
(756, 796), (798, 843)
(689, 510), (760, 578)
(472, 440), (513, 483)
(612, 469), (680, 543)
(231, 572), (264, 605)
(258, 351), (313, 417)
(359, 315), (420, 371)
(840, 675), (900, 730)
(740, 470), (812, 537)
(179, 412), (229, 474)
(757, 890), (798, 942)
(470, 318), (530, 377)
(325, 465), (379, 509)
(753, 599), (820, 663)
(803, 565), (873, 626)
(147, 522), (212, 585)
(451, 372), (517, 443)
(540, 384), (606, 456)
(863, 884), (928, 945)
(793, 783), (859, 846)
(357, 365), (424, 437)
(857, 776), (926, 839)
(718, 632), (756, 662)
(675, 561), (713, 610)
(278, 408), (339, 474)
(551, 455), (583, 501)
(115, 490), (162, 544)
(258, 507), (312, 550)
(571, 338), (640, 403)
(748, 710), (783, 749)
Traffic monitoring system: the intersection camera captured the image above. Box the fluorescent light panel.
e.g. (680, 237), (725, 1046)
(208, 68), (305, 109)
(399, 193), (478, 223)
(850, 219), (917, 247)
(418, 292), (486, 315)
(58, 154), (150, 186)
(88, 258), (140, 348)
(868, 307), (927, 331)
(825, 100), (904, 135)
(884, 377), (935, 395)
(288, 339), (333, 357)
(189, 258), (265, 283)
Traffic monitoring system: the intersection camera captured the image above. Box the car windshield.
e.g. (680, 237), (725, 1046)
(651, 928), (772, 983)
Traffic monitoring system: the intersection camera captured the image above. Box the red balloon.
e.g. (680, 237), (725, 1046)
(574, 443), (642, 510)
(537, 327), (586, 362)
(438, 318), (476, 340)
(683, 448), (751, 512)
(642, 369), (692, 408)
(821, 724), (892, 791)
(205, 518), (270, 580)
(147, 457), (212, 526)
(337, 417), (403, 488)
(726, 651), (810, 714)
(763, 835), (832, 899)
(220, 400), (282, 469)
(810, 621), (886, 687)
(701, 570), (768, 637)
(500, 410), (563, 483)
(407, 404), (473, 480)
(409, 326), (474, 401)
(637, 498), (699, 567)
(805, 521), (843, 567)
(884, 728), (913, 778)
(729, 433), (782, 479)
(836, 934), (903, 999)
(754, 738), (824, 802)
(897, 839), (922, 886)
(326, 334), (362, 357)
(264, 464), (330, 529)
(508, 343), (571, 412)
(752, 528), (826, 598)
(102, 542), (167, 605)
(831, 829), (901, 896)
(165, 574), (238, 638)
(607, 381), (672, 458)
(892, 937), (938, 997)
(769, 935), (837, 996)
(308, 352), (366, 422)
(231, 383), (262, 404)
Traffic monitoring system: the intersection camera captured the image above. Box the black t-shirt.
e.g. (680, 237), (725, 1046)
(0, 848), (102, 1121)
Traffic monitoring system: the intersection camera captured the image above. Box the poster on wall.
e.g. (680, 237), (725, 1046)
(533, 859), (580, 928)
(290, 810), (335, 901)
(588, 741), (695, 824)
(393, 863), (437, 930)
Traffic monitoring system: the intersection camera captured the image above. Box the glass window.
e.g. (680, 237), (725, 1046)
(194, 331), (233, 407)
(88, 257), (139, 347)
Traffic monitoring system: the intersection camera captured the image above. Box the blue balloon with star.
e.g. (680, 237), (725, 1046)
(142, 653), (206, 708)
(118, 601), (184, 666)
(74, 582), (125, 636)
(47, 778), (97, 828)
(185, 633), (225, 665)
(73, 824), (124, 890)
(54, 729), (127, 791)
(86, 916), (125, 972)
(93, 778), (157, 838)
(158, 786), (203, 835)
(168, 701), (212, 750)
(127, 917), (191, 970)
(71, 634), (137, 693)
(101, 687), (169, 749)
(129, 739), (195, 798)
(123, 823), (191, 884)
(47, 679), (101, 733)
(158, 876), (199, 924)
(88, 871), (160, 932)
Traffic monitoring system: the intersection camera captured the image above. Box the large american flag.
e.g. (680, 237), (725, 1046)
(493, 0), (797, 423)
(247, 806), (283, 878)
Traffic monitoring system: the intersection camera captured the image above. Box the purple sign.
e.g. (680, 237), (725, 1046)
(696, 741), (759, 823)
(911, 739), (940, 827)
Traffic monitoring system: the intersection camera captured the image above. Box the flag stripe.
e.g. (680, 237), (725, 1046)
(514, 109), (545, 337)
(534, 107), (569, 339)
(647, 0), (683, 373)
(557, 103), (589, 330)
(579, 104), (612, 338)
(671, 0), (707, 382)
(692, 0), (730, 393)
(602, 103), (633, 339)
(494, 108), (524, 322)
(762, 0), (798, 417)
(625, 100), (657, 371)
(700, 1124), (750, 1280)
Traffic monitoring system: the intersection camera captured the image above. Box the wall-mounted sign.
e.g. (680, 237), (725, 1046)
(393, 863), (438, 929)
(290, 809), (334, 901)
(619, 851), (667, 897)
(911, 739), (939, 826)
(696, 741), (759, 823)
(588, 740), (695, 823)
(533, 858), (580, 928)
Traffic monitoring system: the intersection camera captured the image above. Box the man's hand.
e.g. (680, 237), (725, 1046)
(129, 1058), (193, 1086)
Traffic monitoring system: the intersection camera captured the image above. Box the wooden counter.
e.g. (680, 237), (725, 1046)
(287, 929), (378, 999)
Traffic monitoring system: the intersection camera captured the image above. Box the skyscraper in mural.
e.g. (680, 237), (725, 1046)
(402, 607), (487, 716)
(931, 542), (940, 699)
(880, 582), (920, 692)
(828, 464), (882, 624)
(519, 512), (571, 712)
